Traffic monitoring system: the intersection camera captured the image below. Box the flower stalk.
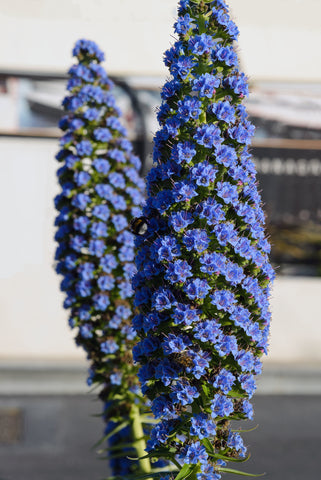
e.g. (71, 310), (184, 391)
(130, 403), (153, 476)
(54, 39), (151, 478)
(132, 1), (274, 480)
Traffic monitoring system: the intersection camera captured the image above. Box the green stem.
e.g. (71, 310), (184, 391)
(130, 403), (152, 475)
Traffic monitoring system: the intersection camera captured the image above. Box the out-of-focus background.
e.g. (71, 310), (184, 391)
(0, 1), (320, 479)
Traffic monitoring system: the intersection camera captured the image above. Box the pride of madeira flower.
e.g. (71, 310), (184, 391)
(132, 2), (274, 479)
(54, 39), (152, 478)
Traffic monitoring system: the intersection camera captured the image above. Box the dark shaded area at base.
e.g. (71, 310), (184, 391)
(0, 395), (320, 480)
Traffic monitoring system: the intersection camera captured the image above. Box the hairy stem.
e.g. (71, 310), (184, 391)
(130, 403), (152, 475)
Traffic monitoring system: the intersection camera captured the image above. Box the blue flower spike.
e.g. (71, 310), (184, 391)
(133, 2), (274, 480)
(54, 39), (153, 478)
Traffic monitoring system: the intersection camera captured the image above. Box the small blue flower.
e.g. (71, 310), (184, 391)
(215, 45), (238, 67)
(84, 107), (100, 121)
(72, 39), (105, 62)
(186, 350), (211, 379)
(213, 368), (236, 394)
(74, 171), (90, 186)
(210, 100), (235, 124)
(172, 304), (200, 326)
(174, 13), (194, 35)
(165, 260), (193, 283)
(109, 148), (126, 163)
(210, 393), (234, 418)
(169, 211), (194, 232)
(179, 441), (208, 465)
(95, 184), (114, 200)
(214, 223), (238, 247)
(99, 254), (118, 273)
(101, 339), (119, 354)
(98, 275), (115, 291)
(80, 324), (93, 338)
(189, 34), (215, 55)
(151, 396), (177, 419)
(239, 374), (256, 397)
(210, 289), (236, 312)
(242, 399), (254, 420)
(92, 204), (110, 221)
(184, 278), (211, 300)
(177, 96), (202, 122)
(170, 380), (200, 406)
(93, 293), (110, 311)
(215, 144), (238, 167)
(229, 121), (255, 144)
(93, 158), (110, 174)
(88, 239), (105, 257)
(152, 288), (177, 311)
(190, 161), (217, 187)
(110, 372), (122, 385)
(190, 413), (216, 439)
(194, 124), (222, 148)
(194, 320), (221, 343)
(162, 333), (192, 354)
(199, 198), (225, 225)
(227, 432), (247, 457)
(112, 214), (128, 232)
(78, 262), (95, 281)
(171, 141), (197, 164)
(193, 73), (220, 98)
(235, 350), (255, 372)
(183, 229), (210, 253)
(71, 193), (90, 210)
(76, 140), (93, 157)
(90, 222), (108, 238)
(109, 172), (126, 189)
(94, 127), (112, 142)
(70, 235), (86, 252)
(171, 55), (196, 79)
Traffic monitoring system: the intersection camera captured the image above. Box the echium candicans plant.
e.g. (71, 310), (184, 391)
(132, 1), (275, 479)
(54, 39), (154, 478)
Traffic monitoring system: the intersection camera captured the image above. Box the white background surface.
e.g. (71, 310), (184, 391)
(0, 0), (320, 81)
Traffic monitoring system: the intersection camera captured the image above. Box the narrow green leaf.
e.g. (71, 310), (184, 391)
(227, 388), (246, 398)
(92, 420), (130, 448)
(197, 15), (206, 34)
(99, 441), (141, 453)
(103, 471), (176, 480)
(174, 464), (197, 480)
(140, 415), (159, 425)
(232, 425), (259, 433)
(202, 437), (214, 453)
(128, 448), (175, 462)
(104, 450), (136, 461)
(208, 452), (251, 463)
(219, 467), (265, 477)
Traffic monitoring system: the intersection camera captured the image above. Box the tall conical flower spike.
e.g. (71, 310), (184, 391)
(132, 2), (274, 479)
(54, 39), (152, 478)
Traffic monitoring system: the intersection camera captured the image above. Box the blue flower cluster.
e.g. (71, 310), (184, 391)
(133, 2), (273, 479)
(54, 39), (146, 477)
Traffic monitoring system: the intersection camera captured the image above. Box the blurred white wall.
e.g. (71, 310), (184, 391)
(0, 0), (320, 81)
(0, 138), (83, 360)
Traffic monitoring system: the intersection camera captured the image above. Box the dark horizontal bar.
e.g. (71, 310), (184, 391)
(0, 69), (68, 82)
(252, 138), (321, 151)
(0, 129), (60, 140)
